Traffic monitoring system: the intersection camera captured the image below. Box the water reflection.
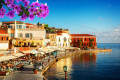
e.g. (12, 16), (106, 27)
(44, 52), (97, 80)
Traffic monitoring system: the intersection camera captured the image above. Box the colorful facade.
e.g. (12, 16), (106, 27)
(0, 21), (46, 49)
(70, 34), (97, 49)
(0, 30), (9, 50)
(46, 33), (57, 46)
(55, 28), (71, 47)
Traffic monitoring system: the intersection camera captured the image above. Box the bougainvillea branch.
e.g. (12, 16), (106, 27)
(0, 0), (49, 21)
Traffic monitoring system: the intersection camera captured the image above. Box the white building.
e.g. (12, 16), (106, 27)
(56, 29), (71, 47)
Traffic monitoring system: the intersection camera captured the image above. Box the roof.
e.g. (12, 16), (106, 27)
(70, 34), (96, 37)
(25, 23), (34, 25)
(3, 21), (24, 24)
(0, 30), (8, 34)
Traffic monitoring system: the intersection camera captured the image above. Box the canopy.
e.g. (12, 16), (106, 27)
(0, 55), (17, 62)
(22, 49), (37, 54)
(12, 53), (25, 57)
(38, 48), (55, 53)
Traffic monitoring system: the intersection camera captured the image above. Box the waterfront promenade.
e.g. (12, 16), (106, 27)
(0, 48), (112, 80)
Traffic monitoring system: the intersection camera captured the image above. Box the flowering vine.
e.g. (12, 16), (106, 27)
(0, 0), (49, 21)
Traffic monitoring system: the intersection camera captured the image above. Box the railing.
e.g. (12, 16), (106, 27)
(0, 41), (9, 43)
(18, 37), (43, 40)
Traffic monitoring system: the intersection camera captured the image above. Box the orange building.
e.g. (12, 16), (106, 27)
(0, 30), (9, 50)
(70, 34), (97, 49)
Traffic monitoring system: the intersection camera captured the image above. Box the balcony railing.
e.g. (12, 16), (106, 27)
(18, 37), (43, 40)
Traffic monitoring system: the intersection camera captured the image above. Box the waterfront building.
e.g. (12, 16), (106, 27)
(46, 33), (57, 46)
(55, 28), (71, 47)
(0, 30), (9, 50)
(0, 21), (46, 49)
(70, 34), (97, 49)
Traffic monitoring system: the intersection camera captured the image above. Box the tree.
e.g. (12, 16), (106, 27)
(78, 39), (83, 48)
(0, 0), (49, 21)
(89, 39), (94, 47)
(37, 22), (40, 28)
(44, 24), (55, 33)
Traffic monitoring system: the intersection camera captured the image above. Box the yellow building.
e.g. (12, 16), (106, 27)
(46, 33), (57, 46)
(1, 21), (46, 49)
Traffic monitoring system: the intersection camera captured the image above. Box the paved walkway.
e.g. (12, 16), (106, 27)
(3, 65), (44, 80)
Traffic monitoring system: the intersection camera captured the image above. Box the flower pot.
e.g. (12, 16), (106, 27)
(34, 69), (38, 74)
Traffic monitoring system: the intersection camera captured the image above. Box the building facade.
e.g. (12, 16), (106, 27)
(46, 33), (57, 46)
(56, 29), (71, 47)
(70, 34), (97, 49)
(0, 30), (9, 50)
(0, 21), (46, 49)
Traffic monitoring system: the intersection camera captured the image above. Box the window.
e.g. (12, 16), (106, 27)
(59, 37), (61, 42)
(19, 42), (21, 44)
(25, 33), (33, 38)
(10, 33), (14, 38)
(18, 33), (23, 38)
(64, 37), (67, 42)
(77, 38), (79, 42)
(2, 37), (3, 40)
(16, 25), (19, 29)
(30, 33), (32, 38)
(8, 25), (13, 28)
(6, 37), (8, 40)
(74, 38), (75, 42)
(19, 25), (22, 29)
(23, 24), (26, 29)
(85, 38), (86, 41)
(25, 33), (29, 38)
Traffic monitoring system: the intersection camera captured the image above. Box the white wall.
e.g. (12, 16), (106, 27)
(17, 29), (46, 39)
(56, 33), (70, 47)
(0, 43), (9, 50)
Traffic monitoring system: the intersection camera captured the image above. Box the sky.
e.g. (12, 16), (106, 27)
(0, 0), (120, 43)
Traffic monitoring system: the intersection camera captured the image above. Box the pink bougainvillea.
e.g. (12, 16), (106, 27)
(0, 0), (49, 21)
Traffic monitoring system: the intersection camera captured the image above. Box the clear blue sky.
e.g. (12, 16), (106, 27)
(0, 0), (120, 43)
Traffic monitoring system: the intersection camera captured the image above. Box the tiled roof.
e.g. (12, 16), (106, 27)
(0, 30), (8, 34)
(25, 23), (34, 25)
(70, 34), (96, 36)
(3, 21), (24, 24)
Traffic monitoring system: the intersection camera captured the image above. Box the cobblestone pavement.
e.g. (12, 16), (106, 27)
(3, 65), (44, 80)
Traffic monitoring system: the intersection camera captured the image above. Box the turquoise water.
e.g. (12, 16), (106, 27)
(44, 43), (120, 80)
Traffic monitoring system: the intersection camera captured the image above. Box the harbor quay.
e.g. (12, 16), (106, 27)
(0, 21), (111, 80)
(0, 47), (112, 80)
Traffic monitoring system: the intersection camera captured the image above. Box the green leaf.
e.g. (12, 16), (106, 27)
(28, 6), (30, 8)
(25, 11), (29, 16)
(33, 12), (36, 15)
(0, 4), (2, 9)
(0, 0), (5, 4)
(18, 11), (23, 16)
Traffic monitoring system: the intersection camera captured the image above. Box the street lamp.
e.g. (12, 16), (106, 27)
(63, 66), (68, 80)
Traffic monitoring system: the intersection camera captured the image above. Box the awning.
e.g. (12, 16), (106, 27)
(22, 49), (39, 54)
(12, 53), (25, 57)
(38, 48), (55, 53)
(0, 55), (17, 62)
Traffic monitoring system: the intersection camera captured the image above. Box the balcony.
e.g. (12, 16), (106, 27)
(18, 37), (43, 40)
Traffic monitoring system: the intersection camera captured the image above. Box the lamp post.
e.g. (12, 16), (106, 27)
(63, 66), (67, 80)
